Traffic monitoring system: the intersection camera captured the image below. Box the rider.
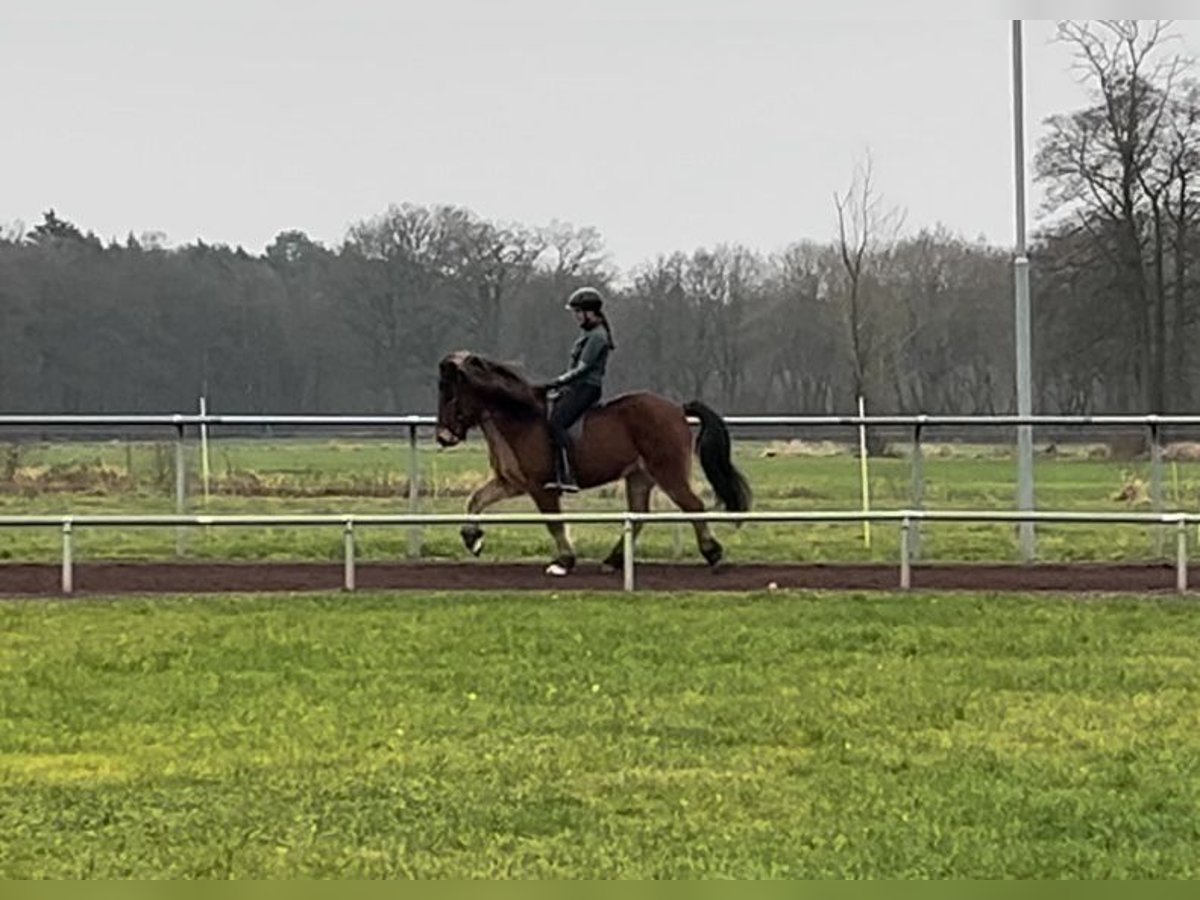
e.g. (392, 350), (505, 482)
(540, 286), (615, 493)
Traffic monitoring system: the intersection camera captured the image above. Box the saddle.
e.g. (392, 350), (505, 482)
(567, 415), (588, 444)
(559, 399), (610, 445)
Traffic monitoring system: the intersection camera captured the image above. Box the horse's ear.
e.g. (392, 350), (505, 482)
(439, 351), (472, 382)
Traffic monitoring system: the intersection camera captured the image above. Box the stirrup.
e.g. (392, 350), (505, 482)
(543, 479), (579, 494)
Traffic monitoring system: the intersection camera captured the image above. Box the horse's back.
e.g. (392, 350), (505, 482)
(591, 390), (683, 417)
(579, 390), (690, 462)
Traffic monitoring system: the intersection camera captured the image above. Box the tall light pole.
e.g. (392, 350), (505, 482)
(1012, 20), (1035, 562)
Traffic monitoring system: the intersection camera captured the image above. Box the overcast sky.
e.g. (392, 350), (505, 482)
(4, 2), (1200, 270)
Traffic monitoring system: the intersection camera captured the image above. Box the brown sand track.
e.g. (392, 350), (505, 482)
(0, 560), (1189, 596)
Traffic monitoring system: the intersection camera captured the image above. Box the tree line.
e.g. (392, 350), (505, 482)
(2, 21), (1199, 417)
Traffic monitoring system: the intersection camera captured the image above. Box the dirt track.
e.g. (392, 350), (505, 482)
(0, 560), (1190, 596)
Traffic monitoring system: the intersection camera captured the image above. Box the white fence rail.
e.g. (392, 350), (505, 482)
(1, 509), (1193, 595)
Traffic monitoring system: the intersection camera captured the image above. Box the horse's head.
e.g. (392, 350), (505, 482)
(436, 351), (544, 447)
(437, 351), (476, 446)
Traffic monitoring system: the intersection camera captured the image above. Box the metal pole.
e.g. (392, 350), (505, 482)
(622, 517), (635, 593)
(1176, 518), (1188, 594)
(174, 423), (187, 557)
(858, 396), (871, 549)
(61, 520), (73, 594)
(910, 424), (924, 561)
(343, 521), (356, 592)
(900, 515), (912, 590)
(199, 395), (211, 505)
(1151, 423), (1165, 558)
(407, 424), (421, 559)
(1013, 20), (1035, 563)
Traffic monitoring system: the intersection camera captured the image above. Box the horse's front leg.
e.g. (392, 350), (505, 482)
(462, 478), (518, 556)
(531, 489), (576, 576)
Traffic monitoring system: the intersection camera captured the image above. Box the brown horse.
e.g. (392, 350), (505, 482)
(435, 350), (752, 575)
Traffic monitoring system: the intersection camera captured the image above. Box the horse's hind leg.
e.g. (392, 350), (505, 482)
(601, 469), (653, 572)
(531, 489), (577, 576)
(461, 478), (518, 556)
(654, 473), (724, 568)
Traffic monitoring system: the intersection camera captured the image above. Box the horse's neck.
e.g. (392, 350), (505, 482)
(479, 413), (537, 486)
(479, 411), (529, 443)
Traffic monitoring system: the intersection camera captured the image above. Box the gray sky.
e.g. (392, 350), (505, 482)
(4, 2), (1200, 270)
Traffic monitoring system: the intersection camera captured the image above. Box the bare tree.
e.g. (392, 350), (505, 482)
(833, 151), (905, 419)
(762, 242), (841, 412)
(540, 220), (607, 282)
(1038, 20), (1195, 412)
(342, 204), (459, 411)
(1162, 80), (1200, 407)
(621, 254), (687, 396)
(0, 220), (25, 244)
(445, 218), (546, 354)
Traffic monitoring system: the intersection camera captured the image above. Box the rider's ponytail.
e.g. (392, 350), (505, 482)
(597, 311), (616, 350)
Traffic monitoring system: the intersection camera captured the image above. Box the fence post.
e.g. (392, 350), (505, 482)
(343, 520), (356, 592)
(900, 514), (912, 590)
(407, 424), (421, 559)
(1150, 421), (1165, 559)
(623, 516), (636, 593)
(61, 519), (73, 594)
(910, 422), (924, 561)
(174, 422), (187, 557)
(1176, 517), (1188, 594)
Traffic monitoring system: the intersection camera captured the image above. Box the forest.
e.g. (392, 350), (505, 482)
(3, 22), (1199, 418)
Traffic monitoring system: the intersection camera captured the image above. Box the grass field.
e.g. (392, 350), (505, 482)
(2, 589), (1199, 878)
(0, 436), (1193, 566)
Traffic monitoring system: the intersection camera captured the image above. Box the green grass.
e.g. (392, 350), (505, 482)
(2, 590), (1199, 877)
(0, 437), (1194, 565)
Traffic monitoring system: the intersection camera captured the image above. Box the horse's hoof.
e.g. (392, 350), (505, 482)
(702, 541), (724, 568)
(461, 526), (485, 557)
(545, 555), (576, 577)
(600, 554), (622, 574)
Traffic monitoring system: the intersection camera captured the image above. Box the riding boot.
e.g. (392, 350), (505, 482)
(545, 446), (579, 494)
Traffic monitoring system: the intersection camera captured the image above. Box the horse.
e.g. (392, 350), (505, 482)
(435, 350), (752, 575)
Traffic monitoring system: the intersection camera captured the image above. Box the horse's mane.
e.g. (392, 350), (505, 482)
(456, 354), (545, 419)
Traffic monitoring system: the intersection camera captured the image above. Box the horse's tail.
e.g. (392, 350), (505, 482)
(683, 400), (753, 513)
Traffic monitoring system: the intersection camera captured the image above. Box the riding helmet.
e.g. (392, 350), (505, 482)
(565, 286), (603, 312)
